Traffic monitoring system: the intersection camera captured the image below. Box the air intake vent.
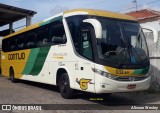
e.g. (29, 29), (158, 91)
(114, 76), (148, 81)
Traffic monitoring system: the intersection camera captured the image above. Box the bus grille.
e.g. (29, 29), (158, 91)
(114, 76), (148, 81)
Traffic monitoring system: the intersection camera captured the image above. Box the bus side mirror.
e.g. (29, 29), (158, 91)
(83, 19), (102, 39)
(141, 25), (158, 43)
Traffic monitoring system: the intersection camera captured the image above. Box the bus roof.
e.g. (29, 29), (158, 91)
(64, 9), (136, 21)
(4, 9), (136, 38)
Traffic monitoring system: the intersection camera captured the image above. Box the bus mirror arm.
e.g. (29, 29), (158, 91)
(83, 19), (102, 39)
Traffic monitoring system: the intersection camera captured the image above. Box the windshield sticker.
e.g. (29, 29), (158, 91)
(83, 41), (89, 48)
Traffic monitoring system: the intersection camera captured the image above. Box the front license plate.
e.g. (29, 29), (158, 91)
(127, 84), (136, 89)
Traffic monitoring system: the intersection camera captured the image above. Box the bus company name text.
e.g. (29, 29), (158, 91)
(8, 52), (25, 60)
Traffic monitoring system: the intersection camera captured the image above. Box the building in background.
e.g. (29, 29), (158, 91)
(126, 9), (160, 91)
(0, 3), (36, 73)
(0, 3), (37, 36)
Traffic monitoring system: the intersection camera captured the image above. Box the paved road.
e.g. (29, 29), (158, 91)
(0, 75), (160, 113)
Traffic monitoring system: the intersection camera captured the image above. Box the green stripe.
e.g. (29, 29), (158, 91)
(22, 46), (50, 75)
(22, 16), (62, 75)
(30, 46), (50, 75)
(133, 67), (149, 75)
(40, 16), (62, 26)
(40, 21), (50, 26)
(22, 48), (40, 74)
(50, 16), (62, 23)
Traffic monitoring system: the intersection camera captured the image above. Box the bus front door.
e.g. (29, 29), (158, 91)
(74, 28), (95, 93)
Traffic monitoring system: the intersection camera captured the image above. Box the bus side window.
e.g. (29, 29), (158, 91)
(2, 39), (10, 52)
(25, 30), (37, 48)
(17, 34), (25, 50)
(67, 22), (79, 50)
(37, 25), (50, 47)
(50, 21), (66, 45)
(9, 38), (16, 51)
(80, 29), (93, 60)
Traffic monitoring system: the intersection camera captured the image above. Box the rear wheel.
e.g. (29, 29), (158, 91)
(10, 68), (17, 83)
(58, 73), (73, 99)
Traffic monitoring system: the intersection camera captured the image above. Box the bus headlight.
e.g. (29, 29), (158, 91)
(92, 68), (117, 79)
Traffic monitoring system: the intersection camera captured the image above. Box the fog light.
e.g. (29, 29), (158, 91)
(101, 83), (107, 88)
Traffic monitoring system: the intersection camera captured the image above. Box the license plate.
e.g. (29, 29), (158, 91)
(127, 84), (136, 89)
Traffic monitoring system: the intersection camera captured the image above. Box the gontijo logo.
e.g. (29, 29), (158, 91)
(76, 78), (91, 90)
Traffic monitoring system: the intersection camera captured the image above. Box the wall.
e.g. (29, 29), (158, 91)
(141, 21), (160, 91)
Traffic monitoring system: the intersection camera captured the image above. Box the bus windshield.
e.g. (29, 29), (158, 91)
(66, 15), (149, 67)
(97, 17), (149, 65)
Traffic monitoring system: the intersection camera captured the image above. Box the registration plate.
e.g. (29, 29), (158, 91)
(127, 84), (136, 89)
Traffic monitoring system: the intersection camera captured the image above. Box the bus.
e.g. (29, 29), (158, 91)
(1, 9), (151, 99)
(0, 36), (3, 73)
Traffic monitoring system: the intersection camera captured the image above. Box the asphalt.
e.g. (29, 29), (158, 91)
(0, 75), (160, 113)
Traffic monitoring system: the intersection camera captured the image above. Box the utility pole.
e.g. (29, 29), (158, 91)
(132, 0), (138, 11)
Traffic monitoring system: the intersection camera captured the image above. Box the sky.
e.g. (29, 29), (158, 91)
(0, 0), (160, 30)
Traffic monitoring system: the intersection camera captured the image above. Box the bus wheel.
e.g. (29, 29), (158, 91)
(58, 73), (73, 99)
(10, 68), (17, 83)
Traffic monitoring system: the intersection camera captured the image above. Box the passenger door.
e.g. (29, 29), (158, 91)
(74, 28), (95, 93)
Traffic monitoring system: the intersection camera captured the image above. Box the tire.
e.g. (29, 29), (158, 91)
(58, 73), (73, 99)
(101, 93), (112, 97)
(10, 68), (17, 83)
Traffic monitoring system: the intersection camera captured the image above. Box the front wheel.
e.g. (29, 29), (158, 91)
(58, 73), (73, 99)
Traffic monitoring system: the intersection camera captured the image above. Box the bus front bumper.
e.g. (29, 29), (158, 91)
(95, 76), (151, 94)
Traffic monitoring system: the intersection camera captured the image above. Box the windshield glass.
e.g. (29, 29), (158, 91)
(66, 15), (149, 66)
(97, 17), (149, 65)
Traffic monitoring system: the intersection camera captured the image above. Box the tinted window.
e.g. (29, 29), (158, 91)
(2, 18), (65, 52)
(66, 16), (87, 52)
(66, 15), (93, 60)
(16, 34), (25, 49)
(80, 29), (93, 60)
(37, 25), (50, 47)
(25, 30), (37, 48)
(50, 21), (66, 44)
(9, 37), (16, 51)
(2, 39), (10, 52)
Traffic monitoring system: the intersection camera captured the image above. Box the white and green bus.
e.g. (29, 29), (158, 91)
(1, 9), (151, 98)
